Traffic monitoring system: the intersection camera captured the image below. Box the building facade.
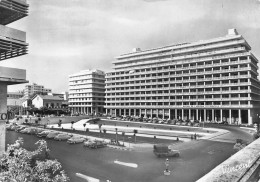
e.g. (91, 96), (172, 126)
(32, 95), (64, 109)
(24, 83), (52, 99)
(0, 0), (29, 155)
(105, 29), (260, 125)
(68, 69), (105, 115)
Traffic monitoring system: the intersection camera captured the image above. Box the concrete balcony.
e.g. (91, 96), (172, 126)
(0, 66), (28, 85)
(0, 25), (28, 61)
(114, 39), (247, 63)
(105, 104), (253, 109)
(0, 0), (29, 25)
(113, 47), (247, 69)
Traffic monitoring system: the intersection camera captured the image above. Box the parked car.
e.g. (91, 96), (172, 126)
(9, 125), (19, 131)
(46, 131), (60, 139)
(193, 123), (200, 127)
(6, 124), (12, 130)
(83, 140), (107, 149)
(54, 133), (72, 141)
(20, 127), (33, 134)
(67, 136), (87, 144)
(37, 130), (52, 138)
(15, 126), (27, 132)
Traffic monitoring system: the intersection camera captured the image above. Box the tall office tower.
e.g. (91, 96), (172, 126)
(24, 83), (52, 99)
(105, 29), (260, 125)
(68, 69), (105, 115)
(0, 0), (29, 155)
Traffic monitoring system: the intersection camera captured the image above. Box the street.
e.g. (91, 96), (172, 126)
(5, 125), (252, 182)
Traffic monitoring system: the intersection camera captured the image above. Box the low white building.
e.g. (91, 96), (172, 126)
(32, 95), (64, 109)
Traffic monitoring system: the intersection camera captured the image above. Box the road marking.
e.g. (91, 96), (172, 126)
(75, 173), (100, 182)
(114, 160), (138, 168)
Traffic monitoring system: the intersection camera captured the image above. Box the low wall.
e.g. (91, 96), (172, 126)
(197, 137), (260, 182)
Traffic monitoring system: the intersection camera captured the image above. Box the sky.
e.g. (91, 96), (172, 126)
(1, 0), (260, 93)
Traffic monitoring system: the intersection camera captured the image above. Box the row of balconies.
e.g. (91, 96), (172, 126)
(109, 59), (251, 78)
(106, 67), (251, 83)
(106, 82), (251, 92)
(105, 97), (252, 103)
(113, 47), (246, 69)
(106, 77), (250, 88)
(69, 77), (105, 82)
(105, 104), (253, 109)
(105, 90), (251, 98)
(110, 52), (251, 74)
(106, 74), (251, 84)
(115, 39), (246, 63)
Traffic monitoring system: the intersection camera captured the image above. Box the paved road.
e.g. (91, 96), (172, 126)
(203, 124), (254, 143)
(5, 125), (253, 182)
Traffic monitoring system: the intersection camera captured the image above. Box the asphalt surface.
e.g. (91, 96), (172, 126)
(5, 125), (253, 182)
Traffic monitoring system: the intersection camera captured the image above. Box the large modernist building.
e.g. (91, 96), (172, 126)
(105, 29), (260, 125)
(0, 0), (29, 155)
(68, 69), (105, 115)
(23, 83), (52, 99)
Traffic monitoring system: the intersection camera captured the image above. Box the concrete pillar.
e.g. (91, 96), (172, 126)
(124, 109), (126, 116)
(248, 109), (252, 125)
(175, 109), (177, 119)
(157, 109), (159, 118)
(0, 83), (7, 156)
(105, 108), (108, 115)
(189, 109), (191, 120)
(181, 109), (184, 120)
(162, 109), (165, 119)
(134, 109), (136, 116)
(169, 109), (171, 119)
(119, 109), (121, 116)
(238, 109), (241, 124)
(229, 109), (232, 124)
(212, 109), (214, 122)
(140, 109), (141, 117)
(220, 109), (223, 122)
(196, 109), (198, 120)
(204, 109), (206, 122)
(144, 109), (147, 117)
(129, 109), (131, 116)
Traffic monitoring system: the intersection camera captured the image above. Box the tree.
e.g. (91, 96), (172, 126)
(83, 123), (86, 130)
(0, 138), (69, 182)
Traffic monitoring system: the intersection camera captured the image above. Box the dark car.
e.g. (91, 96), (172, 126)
(84, 140), (107, 149)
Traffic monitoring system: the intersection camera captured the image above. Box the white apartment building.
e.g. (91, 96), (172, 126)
(68, 69), (105, 115)
(105, 29), (260, 125)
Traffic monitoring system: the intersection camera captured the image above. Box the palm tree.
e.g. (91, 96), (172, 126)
(83, 123), (86, 130)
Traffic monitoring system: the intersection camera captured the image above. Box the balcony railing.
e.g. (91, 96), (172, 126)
(105, 104), (253, 109)
(0, 0), (29, 25)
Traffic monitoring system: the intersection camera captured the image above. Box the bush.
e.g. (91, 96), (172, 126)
(0, 138), (69, 182)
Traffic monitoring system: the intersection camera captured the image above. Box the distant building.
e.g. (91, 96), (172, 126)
(47, 92), (68, 100)
(68, 69), (105, 115)
(24, 83), (52, 99)
(7, 92), (23, 106)
(32, 95), (64, 109)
